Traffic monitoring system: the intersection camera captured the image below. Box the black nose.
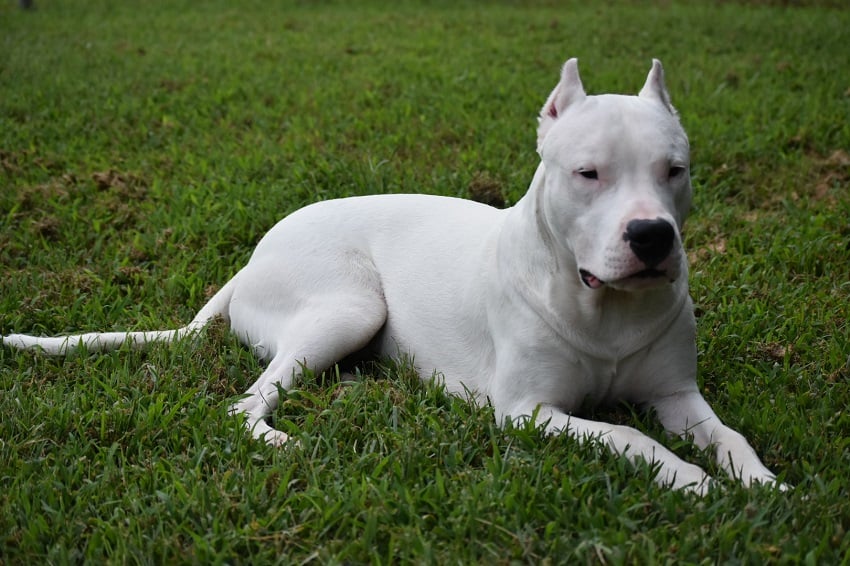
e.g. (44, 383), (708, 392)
(623, 218), (675, 267)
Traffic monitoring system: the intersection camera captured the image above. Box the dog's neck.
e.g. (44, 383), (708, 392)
(495, 162), (690, 360)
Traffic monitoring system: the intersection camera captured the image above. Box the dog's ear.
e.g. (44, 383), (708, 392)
(639, 59), (677, 116)
(537, 58), (586, 151)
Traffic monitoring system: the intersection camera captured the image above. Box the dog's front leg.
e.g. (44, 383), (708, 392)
(650, 391), (782, 488)
(527, 405), (711, 493)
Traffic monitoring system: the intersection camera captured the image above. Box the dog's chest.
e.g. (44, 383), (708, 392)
(557, 353), (629, 409)
(519, 336), (664, 413)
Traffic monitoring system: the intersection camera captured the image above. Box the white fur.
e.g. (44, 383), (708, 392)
(3, 59), (783, 493)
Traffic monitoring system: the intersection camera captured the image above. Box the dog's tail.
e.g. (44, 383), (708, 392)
(2, 274), (240, 355)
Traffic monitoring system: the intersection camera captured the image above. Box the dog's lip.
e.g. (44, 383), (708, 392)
(579, 268), (668, 289)
(628, 268), (667, 279)
(579, 269), (605, 289)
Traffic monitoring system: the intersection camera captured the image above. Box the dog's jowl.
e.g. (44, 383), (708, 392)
(3, 59), (784, 493)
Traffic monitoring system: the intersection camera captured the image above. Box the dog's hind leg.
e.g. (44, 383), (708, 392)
(232, 353), (303, 446)
(229, 294), (388, 446)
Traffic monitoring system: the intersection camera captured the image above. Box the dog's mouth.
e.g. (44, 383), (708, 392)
(579, 269), (605, 289)
(579, 268), (668, 289)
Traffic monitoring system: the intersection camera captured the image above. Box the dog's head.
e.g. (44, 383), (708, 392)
(535, 59), (692, 292)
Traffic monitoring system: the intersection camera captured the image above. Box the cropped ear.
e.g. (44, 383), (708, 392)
(537, 58), (586, 151)
(639, 59), (677, 116)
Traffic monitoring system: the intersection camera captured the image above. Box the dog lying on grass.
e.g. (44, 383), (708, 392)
(3, 58), (784, 493)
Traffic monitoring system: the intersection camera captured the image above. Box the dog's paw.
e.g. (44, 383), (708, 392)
(262, 429), (292, 447)
(242, 417), (296, 447)
(683, 477), (716, 497)
(660, 464), (713, 495)
(741, 469), (789, 492)
(754, 477), (791, 492)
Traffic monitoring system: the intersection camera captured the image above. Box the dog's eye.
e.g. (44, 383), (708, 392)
(578, 169), (598, 180)
(669, 166), (686, 179)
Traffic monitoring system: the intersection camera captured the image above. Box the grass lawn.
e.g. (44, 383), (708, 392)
(2, 0), (849, 563)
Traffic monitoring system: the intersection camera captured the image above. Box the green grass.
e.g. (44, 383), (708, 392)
(2, 0), (849, 563)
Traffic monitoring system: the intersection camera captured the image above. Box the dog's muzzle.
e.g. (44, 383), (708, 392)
(579, 218), (677, 290)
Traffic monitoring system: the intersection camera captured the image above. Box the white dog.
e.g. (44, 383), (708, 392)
(3, 59), (783, 493)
